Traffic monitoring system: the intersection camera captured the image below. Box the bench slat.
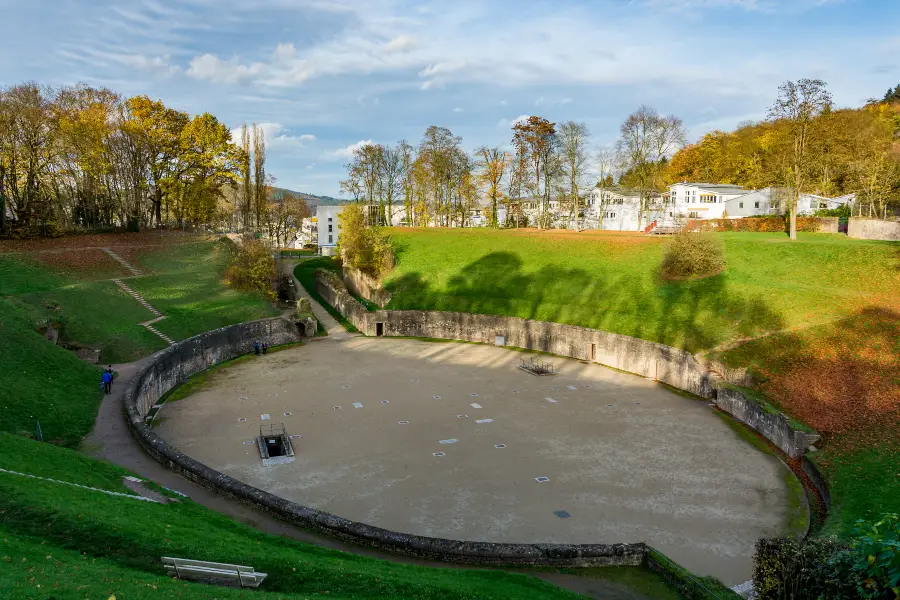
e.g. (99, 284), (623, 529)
(162, 556), (265, 588)
(162, 556), (253, 570)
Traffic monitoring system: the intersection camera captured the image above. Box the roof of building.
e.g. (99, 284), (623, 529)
(670, 182), (747, 193)
(593, 186), (661, 198)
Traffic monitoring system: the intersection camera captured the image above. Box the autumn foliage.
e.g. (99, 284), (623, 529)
(223, 237), (276, 301)
(665, 102), (900, 216)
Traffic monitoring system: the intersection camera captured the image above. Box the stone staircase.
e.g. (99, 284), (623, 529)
(103, 247), (142, 276)
(112, 279), (174, 345)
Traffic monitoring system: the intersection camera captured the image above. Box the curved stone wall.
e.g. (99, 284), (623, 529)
(315, 272), (831, 506)
(315, 273), (824, 458)
(123, 317), (646, 567)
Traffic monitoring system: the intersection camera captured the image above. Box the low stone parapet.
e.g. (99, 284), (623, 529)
(123, 316), (647, 567)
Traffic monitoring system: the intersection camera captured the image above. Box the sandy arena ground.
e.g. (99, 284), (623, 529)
(155, 337), (800, 585)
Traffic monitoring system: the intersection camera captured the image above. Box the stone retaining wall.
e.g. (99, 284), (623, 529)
(123, 317), (647, 567)
(848, 218), (900, 241)
(342, 267), (392, 307)
(130, 318), (303, 418)
(714, 387), (820, 459)
(316, 273), (717, 399)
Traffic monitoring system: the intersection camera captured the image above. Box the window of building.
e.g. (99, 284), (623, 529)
(739, 202), (744, 208)
(328, 217), (333, 222)
(754, 201), (760, 208)
(328, 224), (333, 233)
(605, 211), (616, 218)
(688, 211), (700, 218)
(328, 235), (333, 243)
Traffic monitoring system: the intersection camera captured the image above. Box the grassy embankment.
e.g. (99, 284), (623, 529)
(0, 433), (683, 600)
(0, 237), (277, 445)
(382, 228), (900, 536)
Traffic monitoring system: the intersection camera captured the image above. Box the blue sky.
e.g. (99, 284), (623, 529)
(1, 0), (898, 197)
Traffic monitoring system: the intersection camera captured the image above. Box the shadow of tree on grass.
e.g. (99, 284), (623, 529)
(386, 251), (784, 353)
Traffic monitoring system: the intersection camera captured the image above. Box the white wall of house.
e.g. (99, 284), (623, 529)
(668, 183), (747, 220)
(797, 193), (854, 215)
(724, 189), (777, 217)
(316, 205), (342, 256)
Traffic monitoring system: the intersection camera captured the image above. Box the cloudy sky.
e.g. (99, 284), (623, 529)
(1, 0), (897, 197)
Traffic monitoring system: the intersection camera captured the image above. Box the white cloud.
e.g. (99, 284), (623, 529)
(645, 0), (844, 11)
(452, 107), (463, 112)
(229, 123), (316, 151)
(536, 96), (572, 107)
(383, 35), (416, 53)
(324, 139), (375, 160)
(497, 114), (531, 129)
(418, 61), (466, 78)
(187, 53), (265, 84)
(273, 42), (297, 61)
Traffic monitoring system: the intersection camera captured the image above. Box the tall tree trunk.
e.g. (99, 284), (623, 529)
(153, 186), (163, 227)
(789, 199), (798, 240)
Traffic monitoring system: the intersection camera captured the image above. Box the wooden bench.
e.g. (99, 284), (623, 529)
(162, 556), (267, 588)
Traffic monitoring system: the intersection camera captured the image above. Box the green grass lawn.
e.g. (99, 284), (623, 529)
(383, 228), (900, 538)
(0, 433), (601, 600)
(385, 229), (898, 353)
(0, 299), (104, 446)
(128, 241), (279, 341)
(0, 237), (278, 445)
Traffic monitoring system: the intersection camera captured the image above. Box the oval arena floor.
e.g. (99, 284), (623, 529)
(154, 336), (801, 585)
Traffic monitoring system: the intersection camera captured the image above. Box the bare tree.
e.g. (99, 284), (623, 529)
(557, 121), (591, 231)
(616, 106), (685, 230)
(768, 79), (832, 240)
(397, 139), (415, 225)
(380, 144), (403, 226)
(594, 147), (617, 229)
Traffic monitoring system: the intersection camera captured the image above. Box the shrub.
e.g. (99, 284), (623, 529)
(844, 514), (900, 599)
(660, 232), (725, 279)
(755, 515), (900, 600)
(336, 204), (395, 279)
(689, 216), (828, 233)
(223, 237), (276, 301)
(754, 537), (849, 600)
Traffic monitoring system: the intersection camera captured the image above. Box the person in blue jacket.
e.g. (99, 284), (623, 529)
(101, 368), (113, 395)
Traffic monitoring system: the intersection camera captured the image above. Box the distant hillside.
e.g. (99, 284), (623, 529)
(271, 187), (347, 207)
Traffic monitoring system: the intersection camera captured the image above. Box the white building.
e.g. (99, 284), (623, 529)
(723, 187), (855, 218)
(316, 205), (342, 256)
(585, 187), (670, 231)
(667, 183), (748, 220)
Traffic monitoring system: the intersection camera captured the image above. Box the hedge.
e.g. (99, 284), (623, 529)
(688, 216), (827, 233)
